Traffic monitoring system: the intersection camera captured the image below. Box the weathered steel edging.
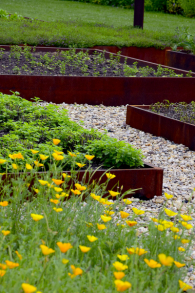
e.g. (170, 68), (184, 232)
(165, 50), (195, 73)
(0, 46), (194, 106)
(126, 105), (195, 151)
(1, 163), (163, 199)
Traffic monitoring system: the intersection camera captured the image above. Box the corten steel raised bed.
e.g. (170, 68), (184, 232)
(165, 50), (195, 73)
(126, 105), (195, 151)
(0, 46), (195, 106)
(1, 163), (163, 199)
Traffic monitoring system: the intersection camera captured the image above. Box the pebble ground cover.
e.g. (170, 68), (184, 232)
(0, 94), (195, 292)
(0, 46), (186, 77)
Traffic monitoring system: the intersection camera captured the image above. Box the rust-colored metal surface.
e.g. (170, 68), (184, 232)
(1, 163), (163, 199)
(91, 45), (170, 65)
(165, 50), (195, 73)
(1, 75), (195, 106)
(126, 105), (195, 151)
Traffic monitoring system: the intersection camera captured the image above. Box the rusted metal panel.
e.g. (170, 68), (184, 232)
(165, 50), (195, 73)
(1, 163), (163, 199)
(126, 105), (195, 151)
(0, 75), (195, 106)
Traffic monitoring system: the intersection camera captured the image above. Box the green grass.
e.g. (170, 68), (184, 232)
(0, 0), (195, 48)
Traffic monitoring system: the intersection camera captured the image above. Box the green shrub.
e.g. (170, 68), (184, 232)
(166, 0), (183, 14)
(0, 92), (144, 171)
(181, 0), (195, 17)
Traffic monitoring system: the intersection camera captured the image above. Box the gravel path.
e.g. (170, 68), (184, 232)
(41, 102), (195, 286)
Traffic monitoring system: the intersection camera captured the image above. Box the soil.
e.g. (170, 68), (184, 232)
(149, 102), (195, 125)
(0, 50), (182, 77)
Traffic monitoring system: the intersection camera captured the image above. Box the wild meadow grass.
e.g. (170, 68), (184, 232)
(0, 0), (195, 48)
(0, 145), (194, 292)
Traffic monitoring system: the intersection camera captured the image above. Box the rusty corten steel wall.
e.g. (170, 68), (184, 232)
(126, 105), (195, 151)
(2, 163), (163, 199)
(165, 50), (195, 73)
(0, 75), (195, 106)
(91, 46), (169, 65)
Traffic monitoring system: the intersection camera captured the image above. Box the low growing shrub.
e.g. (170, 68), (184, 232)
(180, 0), (195, 17)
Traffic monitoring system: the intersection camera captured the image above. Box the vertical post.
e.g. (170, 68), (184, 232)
(134, 0), (145, 29)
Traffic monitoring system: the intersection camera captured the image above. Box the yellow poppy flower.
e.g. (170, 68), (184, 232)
(85, 155), (95, 160)
(79, 245), (91, 253)
(170, 227), (179, 233)
(113, 261), (128, 271)
(15, 251), (22, 260)
(22, 283), (37, 293)
(181, 239), (190, 244)
(9, 153), (24, 160)
(57, 242), (73, 253)
(68, 151), (77, 157)
(30, 149), (39, 154)
(144, 258), (161, 268)
(164, 192), (173, 199)
(52, 153), (64, 161)
(2, 230), (10, 236)
(54, 150), (64, 155)
(126, 247), (147, 256)
(33, 188), (39, 194)
(90, 193), (101, 201)
(0, 201), (8, 207)
(5, 260), (19, 269)
(97, 223), (106, 230)
(71, 189), (81, 195)
(34, 161), (44, 167)
(12, 163), (18, 170)
(0, 159), (7, 164)
(53, 207), (63, 212)
(68, 265), (83, 278)
(113, 272), (125, 280)
(62, 173), (71, 178)
(39, 154), (49, 161)
(0, 264), (7, 270)
(75, 183), (86, 191)
(158, 254), (174, 266)
(50, 199), (59, 205)
(40, 244), (55, 255)
(174, 261), (185, 268)
(52, 179), (64, 185)
(38, 180), (48, 186)
(179, 280), (193, 291)
(151, 218), (159, 223)
(160, 220), (174, 228)
(164, 208), (177, 217)
(132, 207), (145, 215)
(87, 235), (98, 242)
(76, 163), (86, 168)
(53, 139), (61, 145)
(101, 215), (112, 222)
(117, 255), (129, 261)
(114, 280), (132, 292)
(178, 247), (185, 252)
(120, 211), (130, 219)
(106, 173), (116, 179)
(173, 235), (180, 240)
(26, 164), (32, 170)
(126, 220), (137, 227)
(0, 270), (6, 277)
(180, 214), (192, 221)
(108, 190), (120, 197)
(62, 259), (69, 264)
(155, 225), (166, 231)
(104, 210), (115, 216)
(54, 187), (63, 192)
(122, 199), (132, 205)
(31, 214), (44, 221)
(184, 223), (193, 230)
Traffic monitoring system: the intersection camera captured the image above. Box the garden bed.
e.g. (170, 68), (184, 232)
(0, 46), (195, 106)
(126, 104), (195, 151)
(165, 50), (195, 73)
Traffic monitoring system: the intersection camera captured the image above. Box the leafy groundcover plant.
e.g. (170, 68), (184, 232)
(0, 157), (194, 292)
(0, 92), (144, 173)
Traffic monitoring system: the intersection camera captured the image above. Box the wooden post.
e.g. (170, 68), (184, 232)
(134, 0), (144, 29)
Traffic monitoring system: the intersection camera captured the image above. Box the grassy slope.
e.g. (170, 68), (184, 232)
(0, 0), (195, 47)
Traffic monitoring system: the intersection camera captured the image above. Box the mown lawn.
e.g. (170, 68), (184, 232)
(0, 0), (195, 48)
